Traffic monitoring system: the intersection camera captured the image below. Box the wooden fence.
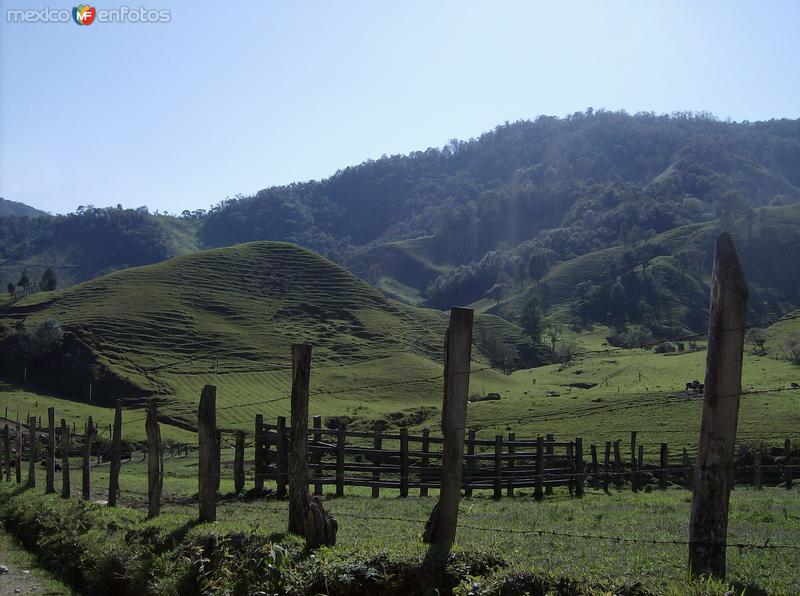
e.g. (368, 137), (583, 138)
(249, 417), (797, 499)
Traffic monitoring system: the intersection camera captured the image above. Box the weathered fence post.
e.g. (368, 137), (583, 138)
(660, 443), (669, 490)
(108, 400), (122, 506)
(254, 414), (265, 492)
(545, 433), (554, 495)
(15, 420), (21, 484)
(276, 416), (288, 498)
(603, 441), (611, 494)
(785, 438), (793, 490)
(234, 431), (245, 494)
(638, 445), (644, 489)
(423, 307), (473, 565)
(146, 400), (163, 519)
(613, 439), (622, 488)
(575, 437), (584, 497)
(566, 442), (575, 495)
(590, 443), (598, 488)
(60, 419), (70, 498)
(27, 415), (36, 488)
(465, 429), (476, 498)
(507, 432), (515, 497)
(753, 446), (762, 490)
(400, 427), (410, 498)
(46, 408), (55, 493)
(215, 429), (222, 492)
(420, 428), (431, 497)
(82, 417), (95, 500)
(313, 415), (323, 496)
(371, 427), (382, 498)
(493, 434), (503, 500)
(198, 385), (217, 522)
(335, 424), (346, 497)
(288, 343), (312, 535)
(2, 424), (9, 482)
(683, 448), (692, 489)
(630, 431), (638, 492)
(534, 435), (544, 501)
(689, 233), (748, 580)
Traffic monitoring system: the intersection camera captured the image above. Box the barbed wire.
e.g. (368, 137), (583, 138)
(330, 511), (800, 550)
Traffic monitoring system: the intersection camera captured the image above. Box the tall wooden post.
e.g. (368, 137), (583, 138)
(254, 414), (265, 492)
(613, 439), (622, 488)
(146, 400), (163, 519)
(2, 424), (9, 482)
(603, 441), (611, 494)
(60, 419), (70, 498)
(753, 446), (762, 490)
(82, 417), (95, 500)
(464, 429), (476, 498)
(27, 415), (36, 488)
(423, 307), (472, 565)
(371, 428), (382, 498)
(493, 434), (503, 500)
(660, 443), (669, 490)
(638, 445), (644, 490)
(630, 431), (638, 492)
(683, 448), (693, 489)
(575, 437), (584, 497)
(276, 416), (288, 498)
(534, 435), (544, 501)
(15, 420), (21, 484)
(507, 432), (515, 497)
(689, 233), (748, 580)
(545, 433), (554, 495)
(108, 400), (122, 506)
(400, 427), (410, 498)
(288, 343), (311, 535)
(46, 408), (55, 493)
(313, 416), (323, 496)
(335, 424), (346, 497)
(215, 429), (222, 492)
(785, 438), (793, 490)
(590, 443), (598, 488)
(420, 428), (431, 497)
(198, 385), (217, 522)
(234, 431), (245, 494)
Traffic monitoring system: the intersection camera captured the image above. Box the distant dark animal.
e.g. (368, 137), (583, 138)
(685, 380), (704, 394)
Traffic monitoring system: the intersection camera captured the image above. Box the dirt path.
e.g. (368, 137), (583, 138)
(0, 526), (76, 595)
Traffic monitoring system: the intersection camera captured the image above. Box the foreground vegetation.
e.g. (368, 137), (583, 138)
(1, 451), (798, 596)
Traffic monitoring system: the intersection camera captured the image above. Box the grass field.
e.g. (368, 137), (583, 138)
(1, 449), (799, 594)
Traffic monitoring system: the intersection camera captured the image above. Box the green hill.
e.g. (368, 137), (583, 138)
(0, 241), (535, 431)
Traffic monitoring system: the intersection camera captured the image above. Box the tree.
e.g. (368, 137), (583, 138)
(40, 267), (57, 292)
(520, 295), (543, 344)
(544, 324), (561, 351)
(16, 271), (30, 289)
(747, 329), (767, 355)
(527, 250), (550, 283)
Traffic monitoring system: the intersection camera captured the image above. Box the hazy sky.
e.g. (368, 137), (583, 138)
(1, 0), (799, 215)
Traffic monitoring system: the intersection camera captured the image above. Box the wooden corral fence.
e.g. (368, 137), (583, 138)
(247, 418), (797, 499)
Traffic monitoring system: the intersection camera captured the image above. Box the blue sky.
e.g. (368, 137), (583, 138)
(1, 0), (799, 215)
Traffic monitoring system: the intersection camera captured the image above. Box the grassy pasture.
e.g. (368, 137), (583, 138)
(2, 449), (799, 594)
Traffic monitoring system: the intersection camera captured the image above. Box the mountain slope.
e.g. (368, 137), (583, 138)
(0, 197), (48, 217)
(0, 242), (532, 429)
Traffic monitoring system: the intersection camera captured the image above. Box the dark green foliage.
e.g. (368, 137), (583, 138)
(0, 197), (47, 217)
(17, 270), (30, 288)
(520, 294), (543, 344)
(40, 267), (57, 291)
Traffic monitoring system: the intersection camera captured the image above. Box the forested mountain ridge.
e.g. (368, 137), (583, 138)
(0, 197), (48, 218)
(3, 110), (800, 332)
